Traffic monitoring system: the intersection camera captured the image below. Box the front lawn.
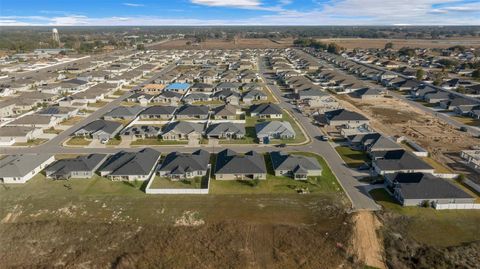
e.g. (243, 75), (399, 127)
(335, 146), (369, 168)
(66, 137), (91, 146)
(13, 139), (48, 146)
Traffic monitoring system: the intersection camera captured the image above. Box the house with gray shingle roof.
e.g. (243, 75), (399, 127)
(385, 172), (475, 206)
(162, 121), (204, 140)
(139, 105), (176, 120)
(324, 109), (369, 127)
(98, 148), (161, 181)
(103, 106), (144, 120)
(45, 154), (108, 180)
(242, 90), (267, 104)
(255, 121), (295, 143)
(74, 119), (123, 141)
(175, 104), (209, 120)
(250, 103), (283, 119)
(206, 122), (245, 139)
(215, 149), (267, 180)
(270, 152), (322, 180)
(0, 154), (55, 184)
(158, 150), (210, 180)
(372, 149), (434, 175)
(120, 125), (162, 141)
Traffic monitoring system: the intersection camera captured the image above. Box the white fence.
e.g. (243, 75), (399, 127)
(432, 173), (459, 179)
(146, 188), (209, 194)
(435, 203), (480, 210)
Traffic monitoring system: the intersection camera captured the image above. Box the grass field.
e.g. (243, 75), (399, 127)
(151, 38), (293, 50)
(335, 146), (369, 168)
(421, 157), (453, 173)
(369, 188), (480, 247)
(65, 137), (91, 146)
(210, 152), (342, 195)
(149, 176), (207, 189)
(106, 138), (122, 146)
(317, 37), (480, 49)
(13, 139), (48, 146)
(60, 116), (84, 125)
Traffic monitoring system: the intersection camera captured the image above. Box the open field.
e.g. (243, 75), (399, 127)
(317, 37), (480, 49)
(369, 188), (480, 268)
(151, 38), (293, 50)
(0, 173), (356, 269)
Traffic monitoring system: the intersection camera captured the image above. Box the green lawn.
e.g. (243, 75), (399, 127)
(243, 111), (307, 145)
(106, 138), (122, 146)
(13, 139), (48, 146)
(335, 146), (369, 168)
(65, 137), (91, 146)
(149, 176), (207, 189)
(130, 139), (188, 145)
(192, 100), (224, 105)
(88, 101), (108, 108)
(210, 152), (342, 194)
(369, 188), (480, 247)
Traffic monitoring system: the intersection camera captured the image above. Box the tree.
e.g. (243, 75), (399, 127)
(416, 69), (425, 80)
(384, 42), (393, 50)
(136, 43), (145, 50)
(327, 43), (341, 54)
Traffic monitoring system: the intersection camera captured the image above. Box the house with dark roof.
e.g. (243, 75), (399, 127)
(242, 89), (268, 104)
(385, 172), (475, 206)
(125, 92), (155, 104)
(152, 91), (183, 104)
(215, 149), (267, 180)
(206, 122), (245, 139)
(353, 88), (383, 100)
(324, 109), (369, 127)
(255, 121), (295, 143)
(45, 154), (108, 180)
(103, 106), (144, 121)
(98, 148), (161, 181)
(175, 104), (209, 120)
(212, 104), (240, 120)
(0, 154), (55, 184)
(372, 149), (434, 175)
(139, 105), (176, 120)
(162, 121), (204, 140)
(157, 150), (210, 180)
(270, 152), (322, 180)
(183, 92), (211, 104)
(250, 103), (283, 119)
(120, 125), (162, 141)
(74, 120), (123, 141)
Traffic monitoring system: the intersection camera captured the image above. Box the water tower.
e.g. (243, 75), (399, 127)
(52, 28), (60, 45)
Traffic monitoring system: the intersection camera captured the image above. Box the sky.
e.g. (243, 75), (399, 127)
(0, 0), (479, 26)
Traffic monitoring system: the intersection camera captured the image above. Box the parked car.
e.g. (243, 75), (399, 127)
(316, 135), (328, 141)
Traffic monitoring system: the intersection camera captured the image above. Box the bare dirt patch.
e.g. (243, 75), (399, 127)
(351, 211), (386, 269)
(152, 38), (292, 50)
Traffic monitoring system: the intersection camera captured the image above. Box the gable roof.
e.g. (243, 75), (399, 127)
(99, 148), (160, 176)
(159, 150), (210, 174)
(215, 149), (266, 175)
(325, 109), (368, 122)
(103, 106), (144, 118)
(140, 105), (176, 116)
(45, 154), (107, 175)
(162, 121), (204, 135)
(270, 152), (321, 173)
(0, 154), (52, 177)
(390, 172), (473, 200)
(76, 120), (122, 135)
(255, 121), (295, 137)
(176, 105), (209, 116)
(374, 150), (433, 171)
(206, 122), (245, 136)
(250, 103), (283, 116)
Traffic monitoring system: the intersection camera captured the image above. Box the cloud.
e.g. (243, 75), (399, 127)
(190, 0), (261, 8)
(123, 3), (145, 7)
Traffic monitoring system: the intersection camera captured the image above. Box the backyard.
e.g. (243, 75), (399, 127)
(335, 146), (369, 168)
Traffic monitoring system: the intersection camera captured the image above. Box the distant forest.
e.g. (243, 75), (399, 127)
(1, 26), (479, 53)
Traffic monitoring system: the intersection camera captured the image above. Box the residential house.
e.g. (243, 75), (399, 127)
(0, 126), (43, 145)
(45, 154), (108, 180)
(385, 172), (475, 207)
(372, 149), (434, 175)
(215, 149), (267, 180)
(255, 121), (295, 143)
(206, 122), (245, 139)
(0, 154), (55, 184)
(212, 104), (240, 120)
(153, 91), (183, 105)
(120, 125), (162, 141)
(164, 82), (190, 94)
(250, 103), (283, 119)
(175, 104), (209, 120)
(98, 148), (161, 181)
(162, 121), (204, 140)
(103, 106), (144, 121)
(324, 109), (369, 127)
(270, 151), (322, 180)
(157, 150), (210, 180)
(139, 105), (176, 120)
(243, 90), (268, 104)
(74, 120), (123, 142)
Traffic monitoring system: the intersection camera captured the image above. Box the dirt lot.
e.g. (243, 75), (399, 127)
(317, 38), (480, 49)
(0, 175), (363, 268)
(151, 38), (293, 50)
(335, 95), (478, 174)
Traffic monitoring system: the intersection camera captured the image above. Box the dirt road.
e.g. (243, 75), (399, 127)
(352, 211), (386, 269)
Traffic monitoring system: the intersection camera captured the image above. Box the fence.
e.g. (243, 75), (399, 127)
(146, 188), (209, 194)
(435, 203), (480, 210)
